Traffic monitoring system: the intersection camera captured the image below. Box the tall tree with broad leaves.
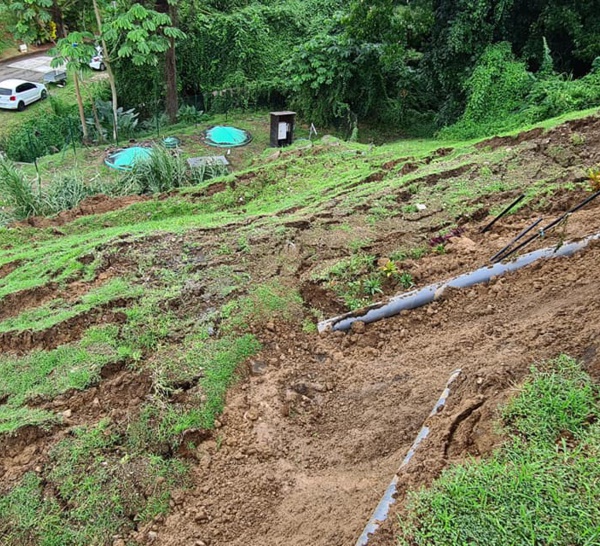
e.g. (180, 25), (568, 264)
(92, 0), (184, 140)
(0, 0), (53, 44)
(49, 32), (96, 142)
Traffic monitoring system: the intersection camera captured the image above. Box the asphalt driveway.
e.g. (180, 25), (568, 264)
(0, 54), (59, 84)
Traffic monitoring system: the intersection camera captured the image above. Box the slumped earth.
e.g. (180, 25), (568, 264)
(1, 113), (600, 545)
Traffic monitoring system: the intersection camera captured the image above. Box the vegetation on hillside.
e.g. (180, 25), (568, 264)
(2, 0), (600, 159)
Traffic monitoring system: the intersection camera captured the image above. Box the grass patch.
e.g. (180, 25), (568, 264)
(0, 420), (187, 546)
(0, 325), (124, 434)
(398, 355), (600, 546)
(0, 278), (138, 333)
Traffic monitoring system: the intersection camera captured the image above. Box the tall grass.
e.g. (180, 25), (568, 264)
(0, 157), (40, 218)
(123, 144), (188, 194)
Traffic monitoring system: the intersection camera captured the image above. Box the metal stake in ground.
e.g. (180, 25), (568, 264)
(480, 194), (525, 233)
(500, 190), (600, 261)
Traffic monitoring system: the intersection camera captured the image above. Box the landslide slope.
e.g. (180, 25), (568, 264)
(1, 113), (600, 546)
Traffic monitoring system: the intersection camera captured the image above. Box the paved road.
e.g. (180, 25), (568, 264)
(0, 54), (61, 84)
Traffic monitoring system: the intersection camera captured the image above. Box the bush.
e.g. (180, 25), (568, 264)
(123, 145), (188, 194)
(177, 104), (206, 124)
(43, 172), (93, 215)
(0, 157), (41, 219)
(0, 113), (79, 162)
(440, 44), (600, 140)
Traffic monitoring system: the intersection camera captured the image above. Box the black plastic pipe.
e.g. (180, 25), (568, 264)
(480, 194), (524, 233)
(490, 217), (543, 263)
(501, 190), (600, 261)
(318, 231), (600, 333)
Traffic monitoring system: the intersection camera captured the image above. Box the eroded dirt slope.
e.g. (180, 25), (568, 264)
(149, 240), (600, 546)
(3, 115), (600, 546)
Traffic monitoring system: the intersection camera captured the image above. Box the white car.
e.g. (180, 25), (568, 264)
(0, 79), (47, 111)
(89, 47), (106, 71)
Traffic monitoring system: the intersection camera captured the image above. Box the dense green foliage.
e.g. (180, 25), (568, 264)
(398, 355), (600, 545)
(81, 0), (600, 142)
(3, 0), (600, 147)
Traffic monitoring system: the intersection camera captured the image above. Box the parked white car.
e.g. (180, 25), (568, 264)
(89, 46), (106, 71)
(0, 79), (47, 111)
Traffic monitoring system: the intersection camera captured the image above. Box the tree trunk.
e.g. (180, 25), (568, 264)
(73, 73), (90, 143)
(51, 0), (67, 39)
(165, 35), (178, 123)
(92, 0), (119, 142)
(162, 0), (178, 124)
(82, 81), (104, 142)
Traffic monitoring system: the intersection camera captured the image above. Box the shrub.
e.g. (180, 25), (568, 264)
(177, 104), (206, 124)
(0, 157), (40, 219)
(0, 114), (77, 162)
(123, 145), (188, 194)
(43, 172), (93, 215)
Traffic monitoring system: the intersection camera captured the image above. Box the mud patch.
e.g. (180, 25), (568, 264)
(17, 194), (148, 228)
(0, 260), (22, 279)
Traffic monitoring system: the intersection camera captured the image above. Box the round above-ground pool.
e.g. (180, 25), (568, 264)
(105, 146), (152, 171)
(203, 126), (252, 147)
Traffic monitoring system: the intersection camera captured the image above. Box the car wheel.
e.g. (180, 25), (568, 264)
(17, 101), (25, 112)
(99, 62), (106, 71)
(41, 89), (47, 100)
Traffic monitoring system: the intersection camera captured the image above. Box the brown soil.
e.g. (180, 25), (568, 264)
(0, 363), (152, 491)
(0, 271), (116, 322)
(0, 300), (129, 354)
(3, 115), (600, 546)
(145, 241), (600, 546)
(0, 260), (22, 279)
(18, 194), (148, 228)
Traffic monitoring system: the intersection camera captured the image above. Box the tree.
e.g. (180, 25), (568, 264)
(0, 0), (53, 44)
(155, 0), (179, 123)
(49, 32), (96, 143)
(92, 0), (184, 140)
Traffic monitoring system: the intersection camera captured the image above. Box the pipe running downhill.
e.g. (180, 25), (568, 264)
(354, 369), (462, 546)
(318, 231), (600, 333)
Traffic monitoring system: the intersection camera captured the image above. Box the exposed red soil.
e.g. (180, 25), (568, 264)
(18, 194), (148, 228)
(0, 271), (116, 322)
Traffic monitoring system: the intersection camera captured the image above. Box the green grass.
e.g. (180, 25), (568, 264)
(0, 278), (138, 334)
(0, 325), (124, 434)
(0, 420), (187, 546)
(398, 355), (600, 546)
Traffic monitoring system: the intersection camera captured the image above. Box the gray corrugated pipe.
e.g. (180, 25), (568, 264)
(354, 369), (462, 546)
(318, 232), (600, 333)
